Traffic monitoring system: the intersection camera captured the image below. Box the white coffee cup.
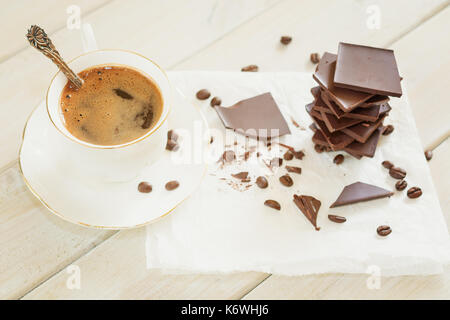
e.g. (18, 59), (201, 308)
(46, 49), (171, 182)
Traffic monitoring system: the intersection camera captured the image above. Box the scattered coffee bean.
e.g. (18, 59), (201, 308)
(222, 150), (236, 162)
(389, 166), (406, 179)
(280, 36), (292, 45)
(283, 150), (294, 161)
(310, 53), (321, 64)
(314, 144), (325, 153)
(328, 215), (346, 223)
(196, 89), (211, 100)
(382, 160), (394, 169)
(264, 200), (281, 211)
(279, 174), (293, 187)
(241, 64), (259, 72)
(293, 150), (305, 160)
(377, 225), (392, 237)
(395, 180), (407, 191)
(407, 187), (422, 199)
(383, 124), (394, 136)
(167, 129), (178, 141)
(231, 172), (248, 180)
(210, 96), (222, 107)
(165, 180), (180, 191)
(113, 88), (133, 100)
(244, 151), (251, 161)
(138, 182), (152, 193)
(424, 150), (433, 161)
(210, 136), (214, 144)
(270, 157), (283, 167)
(285, 166), (301, 174)
(333, 154), (344, 165)
(256, 176), (268, 189)
(165, 139), (179, 151)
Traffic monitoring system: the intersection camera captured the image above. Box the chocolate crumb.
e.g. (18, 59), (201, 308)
(166, 139), (179, 151)
(241, 64), (258, 72)
(285, 166), (301, 174)
(424, 150), (433, 161)
(293, 150), (305, 160)
(283, 150), (294, 161)
(231, 172), (249, 180)
(167, 130), (178, 142)
(270, 157), (283, 168)
(310, 53), (321, 64)
(222, 150), (236, 163)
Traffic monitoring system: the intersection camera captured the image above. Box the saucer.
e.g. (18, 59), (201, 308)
(19, 89), (208, 229)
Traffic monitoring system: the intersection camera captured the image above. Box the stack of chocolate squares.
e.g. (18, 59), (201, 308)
(306, 43), (402, 159)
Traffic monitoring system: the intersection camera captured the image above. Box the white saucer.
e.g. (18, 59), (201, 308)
(19, 89), (208, 229)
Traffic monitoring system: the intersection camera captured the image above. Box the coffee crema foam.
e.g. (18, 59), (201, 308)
(60, 65), (163, 146)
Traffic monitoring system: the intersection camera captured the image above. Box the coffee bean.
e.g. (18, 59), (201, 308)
(166, 139), (179, 151)
(210, 96), (221, 107)
(382, 160), (394, 169)
(280, 36), (292, 45)
(279, 174), (293, 187)
(264, 200), (281, 211)
(165, 180), (179, 191)
(138, 182), (152, 193)
(395, 180), (407, 191)
(241, 64), (258, 72)
(256, 176), (268, 189)
(407, 187), (422, 199)
(231, 172), (248, 180)
(293, 150), (305, 160)
(314, 144), (325, 153)
(210, 136), (214, 144)
(310, 53), (321, 64)
(377, 225), (392, 237)
(333, 154), (344, 165)
(328, 215), (346, 223)
(383, 124), (394, 135)
(167, 129), (178, 142)
(424, 150), (433, 161)
(222, 150), (236, 162)
(270, 157), (283, 167)
(283, 150), (294, 161)
(285, 166), (301, 174)
(389, 166), (406, 179)
(196, 89), (211, 100)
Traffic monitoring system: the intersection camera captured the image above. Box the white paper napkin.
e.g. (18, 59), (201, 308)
(146, 71), (450, 276)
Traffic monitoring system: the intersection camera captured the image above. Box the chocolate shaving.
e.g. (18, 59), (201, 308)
(293, 195), (321, 231)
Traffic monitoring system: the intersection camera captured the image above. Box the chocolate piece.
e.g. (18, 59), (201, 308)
(256, 176), (268, 189)
(280, 36), (292, 45)
(264, 200), (281, 211)
(383, 124), (394, 136)
(341, 115), (385, 144)
(279, 174), (293, 187)
(389, 166), (406, 179)
(334, 43), (402, 97)
(210, 96), (221, 107)
(283, 150), (294, 160)
(395, 180), (407, 191)
(377, 225), (392, 237)
(310, 53), (320, 64)
(293, 194), (321, 231)
(313, 52), (373, 112)
(328, 214), (346, 223)
(407, 187), (422, 199)
(270, 157), (283, 167)
(196, 89), (211, 100)
(333, 154), (344, 165)
(166, 139), (179, 151)
(215, 93), (290, 140)
(138, 182), (152, 193)
(425, 150), (433, 161)
(360, 95), (390, 107)
(241, 64), (258, 72)
(293, 150), (305, 160)
(165, 180), (179, 191)
(382, 160), (394, 169)
(319, 110), (363, 132)
(231, 172), (248, 180)
(330, 181), (393, 208)
(285, 166), (301, 174)
(343, 127), (383, 158)
(167, 130), (178, 142)
(345, 149), (363, 160)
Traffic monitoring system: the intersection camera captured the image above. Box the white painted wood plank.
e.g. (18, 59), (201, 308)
(22, 228), (269, 299)
(0, 0), (110, 62)
(429, 138), (450, 224)
(0, 164), (115, 299)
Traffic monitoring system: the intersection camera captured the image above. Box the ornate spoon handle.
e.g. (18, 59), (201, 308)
(26, 25), (83, 89)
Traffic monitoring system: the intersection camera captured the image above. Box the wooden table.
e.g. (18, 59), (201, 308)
(1, 0), (449, 300)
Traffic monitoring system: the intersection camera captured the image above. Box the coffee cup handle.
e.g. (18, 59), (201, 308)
(80, 23), (98, 53)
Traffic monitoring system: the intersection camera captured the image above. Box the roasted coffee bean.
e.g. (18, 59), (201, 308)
(196, 89), (211, 100)
(270, 157), (283, 167)
(280, 36), (292, 45)
(382, 160), (394, 169)
(256, 176), (268, 189)
(310, 53), (321, 64)
(333, 154), (344, 165)
(283, 150), (294, 161)
(210, 96), (222, 107)
(314, 144), (325, 153)
(138, 182), (152, 193)
(377, 225), (392, 237)
(285, 166), (301, 174)
(166, 139), (179, 151)
(264, 200), (281, 211)
(389, 166), (406, 179)
(279, 174), (293, 187)
(167, 129), (178, 142)
(241, 64), (259, 72)
(113, 88), (133, 100)
(424, 150), (433, 161)
(165, 180), (180, 191)
(222, 150), (236, 162)
(383, 124), (394, 136)
(395, 180), (408, 191)
(407, 187), (422, 199)
(231, 172), (248, 180)
(210, 136), (214, 144)
(293, 150), (305, 160)
(328, 215), (346, 223)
